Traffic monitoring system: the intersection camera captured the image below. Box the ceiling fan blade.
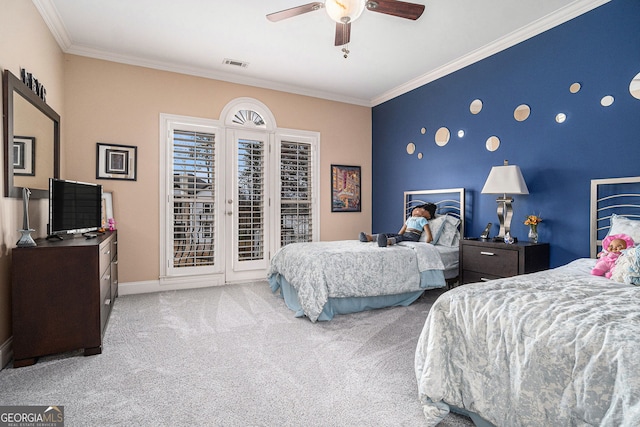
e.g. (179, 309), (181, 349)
(334, 22), (352, 46)
(267, 2), (324, 22)
(366, 0), (425, 20)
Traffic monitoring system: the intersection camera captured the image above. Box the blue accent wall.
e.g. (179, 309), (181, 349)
(372, 0), (640, 268)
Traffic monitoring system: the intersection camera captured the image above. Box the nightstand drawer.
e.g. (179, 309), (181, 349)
(460, 239), (550, 285)
(462, 270), (502, 283)
(463, 246), (519, 277)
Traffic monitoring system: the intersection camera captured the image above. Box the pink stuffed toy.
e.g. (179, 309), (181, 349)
(591, 233), (635, 278)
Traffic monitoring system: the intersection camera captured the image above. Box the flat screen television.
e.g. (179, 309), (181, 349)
(48, 178), (103, 237)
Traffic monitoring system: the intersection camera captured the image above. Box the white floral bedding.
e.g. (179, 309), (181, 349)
(415, 258), (640, 427)
(611, 246), (640, 285)
(267, 240), (446, 322)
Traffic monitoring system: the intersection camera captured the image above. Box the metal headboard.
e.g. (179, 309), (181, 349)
(590, 176), (640, 258)
(404, 188), (465, 239)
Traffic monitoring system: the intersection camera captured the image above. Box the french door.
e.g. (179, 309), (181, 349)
(162, 118), (224, 284)
(224, 129), (271, 282)
(160, 104), (318, 287)
(161, 120), (270, 284)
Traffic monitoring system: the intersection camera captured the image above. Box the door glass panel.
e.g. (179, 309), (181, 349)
(172, 130), (216, 267)
(237, 138), (264, 261)
(280, 141), (312, 245)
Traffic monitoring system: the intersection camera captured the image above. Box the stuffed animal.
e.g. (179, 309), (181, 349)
(108, 218), (116, 231)
(591, 233), (635, 278)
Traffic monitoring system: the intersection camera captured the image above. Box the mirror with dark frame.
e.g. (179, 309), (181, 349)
(3, 69), (60, 199)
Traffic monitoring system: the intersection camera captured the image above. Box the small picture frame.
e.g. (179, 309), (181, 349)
(101, 192), (114, 228)
(13, 136), (36, 176)
(331, 164), (361, 212)
(96, 142), (137, 180)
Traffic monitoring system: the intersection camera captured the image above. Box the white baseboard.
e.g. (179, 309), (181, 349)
(1, 337), (13, 370)
(118, 274), (226, 295)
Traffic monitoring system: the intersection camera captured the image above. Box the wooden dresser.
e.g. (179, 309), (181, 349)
(460, 238), (549, 285)
(11, 231), (118, 367)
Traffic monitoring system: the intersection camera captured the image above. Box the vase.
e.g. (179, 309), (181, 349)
(528, 225), (538, 243)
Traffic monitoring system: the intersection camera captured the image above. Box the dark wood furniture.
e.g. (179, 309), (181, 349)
(11, 231), (118, 367)
(460, 238), (549, 285)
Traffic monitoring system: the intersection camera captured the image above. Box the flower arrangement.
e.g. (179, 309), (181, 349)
(524, 214), (542, 243)
(524, 214), (543, 228)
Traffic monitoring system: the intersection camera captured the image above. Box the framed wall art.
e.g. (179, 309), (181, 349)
(331, 164), (361, 212)
(96, 142), (137, 181)
(13, 136), (35, 176)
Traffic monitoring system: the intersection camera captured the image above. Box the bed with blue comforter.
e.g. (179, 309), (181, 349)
(268, 240), (451, 322)
(268, 188), (465, 322)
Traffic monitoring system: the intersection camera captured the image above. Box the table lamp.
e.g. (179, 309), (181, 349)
(481, 160), (529, 240)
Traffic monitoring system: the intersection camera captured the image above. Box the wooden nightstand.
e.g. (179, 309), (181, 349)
(460, 239), (549, 285)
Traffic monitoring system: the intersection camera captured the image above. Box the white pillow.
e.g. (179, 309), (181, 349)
(610, 246), (640, 285)
(434, 215), (461, 247)
(419, 215), (446, 242)
(607, 214), (640, 245)
(450, 230), (460, 247)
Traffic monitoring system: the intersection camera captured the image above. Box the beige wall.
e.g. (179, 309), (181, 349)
(0, 0), (65, 350)
(63, 57), (372, 284)
(0, 1), (371, 357)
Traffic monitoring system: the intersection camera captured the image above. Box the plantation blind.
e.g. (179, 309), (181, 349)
(280, 140), (313, 245)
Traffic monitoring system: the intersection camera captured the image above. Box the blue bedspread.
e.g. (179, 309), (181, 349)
(267, 240), (446, 322)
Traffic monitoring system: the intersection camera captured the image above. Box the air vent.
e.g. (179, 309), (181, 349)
(223, 59), (249, 68)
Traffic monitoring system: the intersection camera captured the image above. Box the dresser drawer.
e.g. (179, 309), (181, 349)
(100, 268), (111, 334)
(463, 245), (518, 277)
(110, 236), (118, 261)
(110, 256), (119, 300)
(99, 238), (113, 276)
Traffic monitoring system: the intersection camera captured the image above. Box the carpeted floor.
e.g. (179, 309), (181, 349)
(0, 282), (474, 426)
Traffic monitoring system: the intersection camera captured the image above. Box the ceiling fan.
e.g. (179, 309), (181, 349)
(267, 0), (425, 50)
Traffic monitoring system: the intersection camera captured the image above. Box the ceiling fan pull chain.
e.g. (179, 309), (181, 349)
(341, 22), (350, 59)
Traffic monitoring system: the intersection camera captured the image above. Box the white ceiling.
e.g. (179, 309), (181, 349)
(34, 0), (608, 106)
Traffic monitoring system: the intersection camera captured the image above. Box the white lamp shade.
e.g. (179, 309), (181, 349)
(325, 0), (366, 23)
(481, 164), (529, 195)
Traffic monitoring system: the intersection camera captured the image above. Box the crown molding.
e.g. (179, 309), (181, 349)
(370, 0), (611, 106)
(64, 44), (372, 107)
(33, 1), (369, 106)
(32, 0), (72, 50)
(34, 0), (610, 108)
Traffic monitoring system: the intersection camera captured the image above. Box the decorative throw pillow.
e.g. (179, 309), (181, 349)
(420, 215), (446, 242)
(607, 214), (640, 244)
(434, 215), (461, 247)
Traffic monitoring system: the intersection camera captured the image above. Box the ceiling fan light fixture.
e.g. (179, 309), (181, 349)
(325, 0), (366, 24)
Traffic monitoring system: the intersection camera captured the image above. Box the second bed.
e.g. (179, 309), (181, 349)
(268, 188), (465, 321)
